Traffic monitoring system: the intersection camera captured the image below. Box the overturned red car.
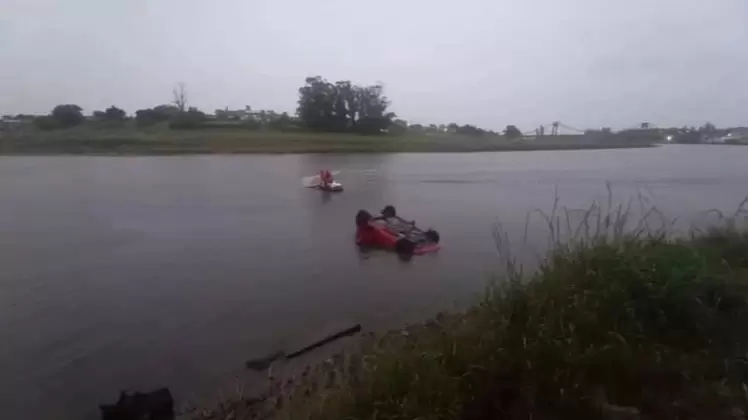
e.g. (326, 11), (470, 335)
(355, 206), (441, 257)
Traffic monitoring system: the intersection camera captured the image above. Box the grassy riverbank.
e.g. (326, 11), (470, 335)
(188, 206), (748, 420)
(285, 230), (748, 420)
(0, 125), (655, 155)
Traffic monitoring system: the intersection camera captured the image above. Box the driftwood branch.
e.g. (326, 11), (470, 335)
(245, 324), (362, 371)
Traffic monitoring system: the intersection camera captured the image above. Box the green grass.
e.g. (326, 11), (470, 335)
(210, 198), (748, 420)
(0, 124), (655, 155)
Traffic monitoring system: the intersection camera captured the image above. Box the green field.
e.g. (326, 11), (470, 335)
(0, 124), (655, 155)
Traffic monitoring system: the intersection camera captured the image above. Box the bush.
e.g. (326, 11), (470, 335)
(136, 105), (178, 126)
(168, 108), (207, 129)
(32, 104), (86, 130)
(51, 104), (85, 128)
(505, 124), (522, 139)
(104, 106), (126, 121)
(135, 109), (160, 126)
(33, 116), (59, 130)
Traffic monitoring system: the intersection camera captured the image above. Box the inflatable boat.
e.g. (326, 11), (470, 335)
(316, 181), (344, 192)
(303, 171), (343, 192)
(355, 206), (440, 256)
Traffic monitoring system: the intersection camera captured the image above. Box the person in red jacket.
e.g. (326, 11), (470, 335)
(319, 169), (334, 188)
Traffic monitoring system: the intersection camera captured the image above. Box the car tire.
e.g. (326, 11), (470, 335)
(395, 238), (415, 256)
(425, 229), (440, 244)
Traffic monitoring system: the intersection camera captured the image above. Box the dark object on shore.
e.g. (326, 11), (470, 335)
(286, 324), (362, 360)
(245, 350), (285, 371)
(245, 325), (363, 371)
(100, 388), (174, 420)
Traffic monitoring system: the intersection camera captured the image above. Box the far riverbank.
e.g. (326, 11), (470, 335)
(0, 126), (655, 155)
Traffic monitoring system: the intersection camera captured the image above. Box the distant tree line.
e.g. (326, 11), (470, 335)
(29, 76), (505, 136)
(581, 122), (726, 144)
(24, 77), (729, 143)
(672, 122), (720, 144)
(390, 120), (522, 139)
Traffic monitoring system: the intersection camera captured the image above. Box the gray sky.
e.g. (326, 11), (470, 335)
(1, 0), (746, 131)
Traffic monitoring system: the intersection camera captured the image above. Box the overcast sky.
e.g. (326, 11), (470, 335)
(1, 0), (746, 130)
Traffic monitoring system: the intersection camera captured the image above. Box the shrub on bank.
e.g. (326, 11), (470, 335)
(33, 116), (60, 131)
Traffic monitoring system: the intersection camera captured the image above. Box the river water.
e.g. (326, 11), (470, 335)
(1, 145), (748, 419)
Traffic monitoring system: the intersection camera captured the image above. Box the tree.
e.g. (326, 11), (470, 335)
(699, 122), (717, 135)
(154, 104), (179, 118)
(456, 124), (485, 136)
(135, 109), (159, 125)
(297, 76), (395, 134)
(504, 125), (522, 139)
(93, 106), (127, 121)
(104, 106), (126, 121)
(297, 76), (336, 131)
(640, 122), (651, 129)
(390, 119), (408, 135)
(173, 83), (187, 113)
(51, 104), (85, 128)
(169, 107), (207, 128)
(135, 105), (177, 125)
(409, 124), (425, 133)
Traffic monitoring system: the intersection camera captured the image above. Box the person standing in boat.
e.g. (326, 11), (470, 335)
(319, 169), (334, 188)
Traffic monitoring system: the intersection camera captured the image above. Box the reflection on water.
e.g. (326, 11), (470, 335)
(1, 145), (748, 420)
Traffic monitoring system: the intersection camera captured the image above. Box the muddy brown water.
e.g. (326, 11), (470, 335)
(1, 145), (748, 420)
